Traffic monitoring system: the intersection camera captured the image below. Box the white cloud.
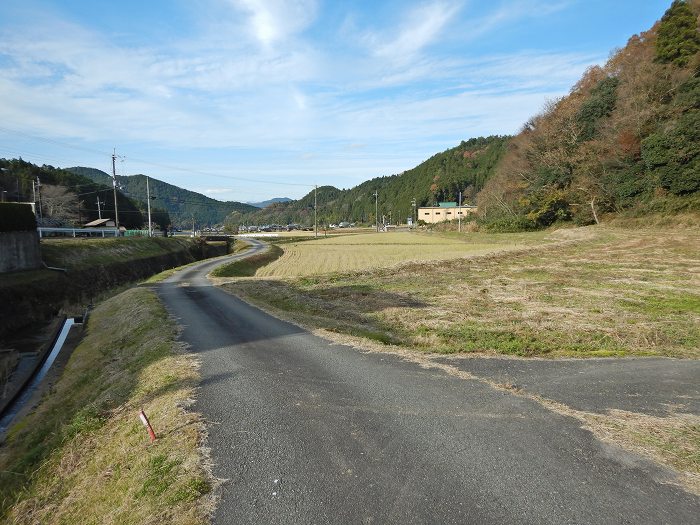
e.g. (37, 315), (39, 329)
(367, 1), (462, 61)
(231, 0), (318, 46)
(463, 0), (573, 41)
(202, 188), (235, 194)
(0, 0), (608, 200)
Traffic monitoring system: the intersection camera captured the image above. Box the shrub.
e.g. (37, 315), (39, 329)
(577, 76), (620, 141)
(482, 216), (538, 233)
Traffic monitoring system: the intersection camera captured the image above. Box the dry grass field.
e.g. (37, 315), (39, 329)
(224, 226), (700, 359)
(255, 230), (551, 277)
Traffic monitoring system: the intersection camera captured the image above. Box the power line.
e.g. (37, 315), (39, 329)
(0, 126), (111, 157)
(0, 126), (314, 188)
(122, 154), (312, 187)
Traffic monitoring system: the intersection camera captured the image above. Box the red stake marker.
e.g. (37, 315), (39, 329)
(139, 409), (157, 442)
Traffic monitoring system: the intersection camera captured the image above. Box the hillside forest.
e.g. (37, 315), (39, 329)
(241, 136), (509, 227)
(477, 0), (700, 230)
(0, 159), (168, 229)
(67, 167), (258, 229)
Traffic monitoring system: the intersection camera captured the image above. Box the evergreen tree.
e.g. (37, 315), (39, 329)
(655, 0), (700, 67)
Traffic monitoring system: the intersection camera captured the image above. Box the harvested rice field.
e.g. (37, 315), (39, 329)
(255, 230), (551, 277)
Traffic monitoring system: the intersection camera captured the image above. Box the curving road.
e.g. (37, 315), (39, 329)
(156, 241), (698, 524)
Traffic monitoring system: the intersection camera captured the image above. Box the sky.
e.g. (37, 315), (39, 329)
(0, 0), (673, 202)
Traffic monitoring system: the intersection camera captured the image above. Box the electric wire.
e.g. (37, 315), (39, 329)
(0, 126), (314, 189)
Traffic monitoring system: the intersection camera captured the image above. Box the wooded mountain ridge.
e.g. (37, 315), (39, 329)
(67, 167), (258, 228)
(0, 158), (161, 229)
(246, 197), (293, 208)
(477, 0), (700, 230)
(236, 136), (509, 226)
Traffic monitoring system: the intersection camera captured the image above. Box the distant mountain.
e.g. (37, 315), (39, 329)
(246, 197), (293, 208)
(0, 159), (153, 228)
(235, 136), (509, 226)
(67, 167), (258, 227)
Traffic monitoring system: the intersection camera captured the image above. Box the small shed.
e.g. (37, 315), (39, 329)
(84, 218), (116, 228)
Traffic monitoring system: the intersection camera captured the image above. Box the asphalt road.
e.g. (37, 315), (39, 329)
(156, 245), (699, 524)
(433, 355), (700, 417)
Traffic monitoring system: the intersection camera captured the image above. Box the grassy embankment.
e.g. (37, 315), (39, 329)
(0, 287), (212, 524)
(39, 237), (209, 268)
(0, 237), (228, 340)
(220, 227), (699, 358)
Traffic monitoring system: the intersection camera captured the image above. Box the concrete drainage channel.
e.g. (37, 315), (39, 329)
(0, 317), (80, 438)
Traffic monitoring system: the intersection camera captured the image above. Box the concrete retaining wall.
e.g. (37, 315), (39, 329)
(0, 231), (42, 273)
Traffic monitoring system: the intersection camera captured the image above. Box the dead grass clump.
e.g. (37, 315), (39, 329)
(584, 410), (700, 484)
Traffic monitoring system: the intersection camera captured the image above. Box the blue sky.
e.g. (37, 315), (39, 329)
(0, 0), (672, 202)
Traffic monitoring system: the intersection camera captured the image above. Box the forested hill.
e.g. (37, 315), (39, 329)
(247, 197), (293, 208)
(238, 136), (509, 226)
(68, 167), (258, 227)
(477, 0), (700, 229)
(0, 159), (153, 228)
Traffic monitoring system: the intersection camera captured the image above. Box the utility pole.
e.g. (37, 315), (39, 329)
(373, 191), (378, 232)
(192, 215), (195, 236)
(112, 149), (120, 229)
(36, 176), (43, 220)
(314, 185), (318, 238)
(411, 198), (417, 227)
(146, 176), (152, 237)
(458, 191), (462, 233)
(96, 197), (103, 219)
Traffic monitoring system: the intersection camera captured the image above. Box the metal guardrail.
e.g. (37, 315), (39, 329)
(38, 227), (120, 238)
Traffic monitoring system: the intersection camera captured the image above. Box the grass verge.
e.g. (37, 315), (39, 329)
(220, 226), (699, 358)
(579, 409), (700, 493)
(0, 287), (212, 524)
(211, 244), (283, 277)
(144, 260), (208, 284)
(232, 238), (253, 253)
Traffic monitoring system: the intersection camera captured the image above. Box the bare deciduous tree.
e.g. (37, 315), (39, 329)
(41, 184), (79, 223)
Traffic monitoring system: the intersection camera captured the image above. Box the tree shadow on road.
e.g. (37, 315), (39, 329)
(219, 280), (429, 347)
